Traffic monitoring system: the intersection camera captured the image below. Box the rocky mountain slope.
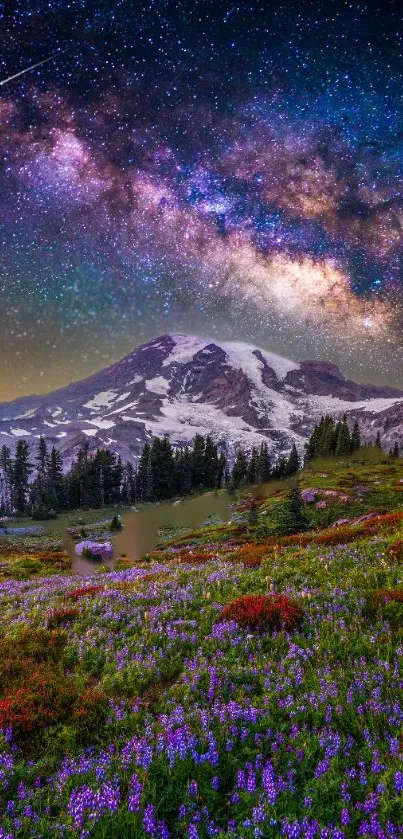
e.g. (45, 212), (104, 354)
(1, 334), (403, 465)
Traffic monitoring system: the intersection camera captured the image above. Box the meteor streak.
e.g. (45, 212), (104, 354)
(0, 51), (63, 87)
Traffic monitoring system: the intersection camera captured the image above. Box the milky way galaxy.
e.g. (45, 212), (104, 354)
(1, 0), (403, 399)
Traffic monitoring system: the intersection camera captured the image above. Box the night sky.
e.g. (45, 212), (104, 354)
(1, 0), (403, 400)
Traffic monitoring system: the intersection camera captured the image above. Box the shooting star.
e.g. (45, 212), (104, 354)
(0, 51), (63, 87)
(223, 6), (236, 22)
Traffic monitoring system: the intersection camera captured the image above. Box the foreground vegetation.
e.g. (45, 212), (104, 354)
(0, 454), (403, 836)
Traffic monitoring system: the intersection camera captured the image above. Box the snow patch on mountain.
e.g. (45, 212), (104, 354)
(308, 394), (403, 415)
(11, 428), (30, 437)
(86, 418), (116, 430)
(84, 390), (119, 410)
(162, 334), (207, 366)
(145, 376), (170, 395)
(223, 341), (299, 382)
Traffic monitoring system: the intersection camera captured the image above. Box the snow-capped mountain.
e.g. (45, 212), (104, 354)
(1, 333), (403, 465)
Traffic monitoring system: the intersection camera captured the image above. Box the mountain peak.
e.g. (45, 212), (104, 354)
(0, 333), (402, 466)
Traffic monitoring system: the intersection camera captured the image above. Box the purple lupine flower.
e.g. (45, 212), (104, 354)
(314, 758), (330, 779)
(128, 773), (143, 812)
(262, 760), (277, 805)
(143, 804), (157, 836)
(395, 771), (403, 794)
(340, 809), (350, 826)
(189, 780), (198, 797)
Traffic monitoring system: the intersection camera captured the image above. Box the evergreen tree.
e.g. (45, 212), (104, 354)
(123, 461), (137, 504)
(231, 449), (248, 488)
(137, 442), (151, 500)
(12, 440), (32, 513)
(273, 455), (288, 479)
(350, 420), (361, 452)
(175, 447), (192, 495)
(47, 446), (64, 508)
(247, 446), (259, 484)
(191, 434), (206, 490)
(150, 436), (176, 500)
(375, 430), (382, 449)
(145, 454), (154, 502)
(285, 443), (300, 477)
(256, 442), (271, 483)
(34, 436), (48, 508)
(335, 420), (351, 457)
(274, 486), (309, 536)
(203, 436), (219, 488)
(0, 444), (13, 512)
(216, 452), (227, 489)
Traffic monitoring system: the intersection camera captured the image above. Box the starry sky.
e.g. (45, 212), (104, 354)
(1, 0), (403, 400)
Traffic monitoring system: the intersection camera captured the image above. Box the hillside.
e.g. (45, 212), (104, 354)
(0, 454), (403, 836)
(1, 334), (403, 465)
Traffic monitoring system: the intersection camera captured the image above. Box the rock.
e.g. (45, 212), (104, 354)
(332, 518), (352, 527)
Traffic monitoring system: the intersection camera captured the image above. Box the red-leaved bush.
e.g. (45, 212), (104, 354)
(370, 587), (403, 607)
(388, 539), (403, 564)
(67, 585), (103, 599)
(177, 551), (217, 565)
(47, 607), (79, 629)
(242, 556), (262, 569)
(219, 593), (303, 632)
(0, 627), (108, 744)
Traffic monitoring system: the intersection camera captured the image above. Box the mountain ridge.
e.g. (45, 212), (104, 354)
(1, 333), (403, 465)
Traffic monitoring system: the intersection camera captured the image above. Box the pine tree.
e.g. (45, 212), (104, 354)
(175, 447), (192, 495)
(286, 443), (300, 477)
(150, 436), (176, 500)
(12, 440), (32, 513)
(231, 449), (248, 488)
(350, 420), (361, 452)
(273, 455), (288, 479)
(322, 416), (337, 456)
(274, 486), (309, 536)
(191, 434), (206, 490)
(137, 442), (151, 500)
(204, 436), (219, 488)
(375, 431), (382, 449)
(256, 442), (271, 483)
(47, 446), (64, 509)
(247, 446), (259, 484)
(0, 444), (13, 512)
(123, 462), (137, 503)
(35, 436), (48, 508)
(145, 455), (154, 501)
(335, 420), (351, 457)
(393, 441), (399, 459)
(216, 452), (227, 489)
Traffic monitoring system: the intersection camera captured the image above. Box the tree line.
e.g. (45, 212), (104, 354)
(0, 433), (301, 516)
(305, 414), (399, 462)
